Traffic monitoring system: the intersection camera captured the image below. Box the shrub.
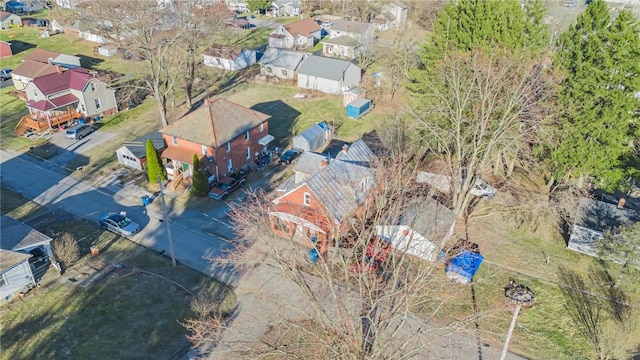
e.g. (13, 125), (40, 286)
(52, 232), (80, 269)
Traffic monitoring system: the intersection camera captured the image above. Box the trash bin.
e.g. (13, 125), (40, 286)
(90, 246), (100, 257)
(141, 195), (150, 206)
(308, 248), (319, 263)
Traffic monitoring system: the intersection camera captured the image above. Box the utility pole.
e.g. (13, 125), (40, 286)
(158, 176), (176, 267)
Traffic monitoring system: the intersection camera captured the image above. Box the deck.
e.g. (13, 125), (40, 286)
(14, 110), (82, 136)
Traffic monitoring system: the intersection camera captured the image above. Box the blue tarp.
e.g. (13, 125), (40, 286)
(446, 250), (484, 283)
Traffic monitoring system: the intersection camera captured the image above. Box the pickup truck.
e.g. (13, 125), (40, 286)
(416, 171), (496, 198)
(208, 174), (246, 200)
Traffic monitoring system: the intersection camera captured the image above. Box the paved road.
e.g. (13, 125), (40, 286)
(0, 148), (241, 285)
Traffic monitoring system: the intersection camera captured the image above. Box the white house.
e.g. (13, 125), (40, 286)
(0, 216), (60, 302)
(258, 48), (307, 80)
(268, 18), (321, 50)
(202, 44), (257, 71)
(371, 2), (408, 31)
(270, 0), (300, 17)
(297, 55), (361, 95)
(375, 199), (457, 262)
(322, 20), (374, 59)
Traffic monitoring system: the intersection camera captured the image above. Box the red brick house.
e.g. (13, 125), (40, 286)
(270, 140), (376, 249)
(160, 98), (272, 183)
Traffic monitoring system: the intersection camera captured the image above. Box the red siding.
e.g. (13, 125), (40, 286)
(0, 42), (12, 58)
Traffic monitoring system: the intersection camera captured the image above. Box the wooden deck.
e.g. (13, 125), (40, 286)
(14, 110), (82, 136)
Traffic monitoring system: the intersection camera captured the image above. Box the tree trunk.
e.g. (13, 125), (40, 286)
(614, 261), (628, 289)
(155, 92), (169, 127)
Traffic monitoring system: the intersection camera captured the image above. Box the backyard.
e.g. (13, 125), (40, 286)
(0, 188), (235, 360)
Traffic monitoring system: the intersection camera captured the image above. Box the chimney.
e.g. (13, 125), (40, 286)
(342, 144), (349, 153)
(204, 98), (210, 107)
(617, 197), (626, 209)
(321, 158), (328, 167)
(56, 65), (62, 74)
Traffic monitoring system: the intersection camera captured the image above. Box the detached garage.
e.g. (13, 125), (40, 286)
(116, 131), (166, 171)
(292, 122), (332, 152)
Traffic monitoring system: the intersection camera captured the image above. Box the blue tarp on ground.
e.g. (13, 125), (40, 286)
(446, 250), (484, 283)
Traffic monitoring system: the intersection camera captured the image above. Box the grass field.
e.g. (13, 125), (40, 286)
(0, 188), (235, 359)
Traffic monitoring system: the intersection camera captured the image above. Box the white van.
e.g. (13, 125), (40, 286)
(65, 124), (94, 140)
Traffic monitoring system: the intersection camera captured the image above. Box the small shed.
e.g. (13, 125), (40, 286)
(342, 86), (366, 107)
(116, 131), (166, 171)
(98, 45), (118, 57)
(446, 250), (484, 284)
(292, 122), (331, 152)
(346, 98), (372, 119)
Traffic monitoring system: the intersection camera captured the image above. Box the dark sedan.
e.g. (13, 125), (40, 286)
(208, 174), (246, 200)
(280, 149), (301, 165)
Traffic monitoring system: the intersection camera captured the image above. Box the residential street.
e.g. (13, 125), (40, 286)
(1, 148), (524, 359)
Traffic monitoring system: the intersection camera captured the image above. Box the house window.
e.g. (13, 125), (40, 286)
(281, 69), (288, 77)
(303, 192), (311, 206)
(94, 98), (101, 109)
(227, 158), (233, 173)
(245, 131), (250, 141)
(226, 142), (231, 153)
(260, 123), (264, 132)
(201, 144), (208, 155)
(90, 82), (96, 92)
(80, 104), (86, 113)
(246, 147), (251, 159)
(172, 136), (178, 146)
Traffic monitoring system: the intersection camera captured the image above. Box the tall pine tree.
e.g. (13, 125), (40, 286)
(548, 0), (640, 189)
(146, 139), (167, 183)
(191, 154), (209, 197)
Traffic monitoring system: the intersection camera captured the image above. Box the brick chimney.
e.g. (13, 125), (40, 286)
(321, 158), (328, 167)
(342, 144), (349, 153)
(618, 197), (626, 209)
(204, 98), (210, 107)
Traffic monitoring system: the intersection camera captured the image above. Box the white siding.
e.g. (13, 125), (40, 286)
(116, 146), (143, 171)
(0, 261), (35, 302)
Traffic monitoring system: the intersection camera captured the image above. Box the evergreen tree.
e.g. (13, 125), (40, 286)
(420, 0), (548, 64)
(247, 0), (271, 12)
(191, 154), (209, 197)
(146, 139), (167, 183)
(548, 0), (640, 189)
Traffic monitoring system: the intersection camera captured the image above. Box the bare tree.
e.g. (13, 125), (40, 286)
(409, 49), (553, 218)
(343, 0), (381, 22)
(196, 155), (498, 358)
(79, 0), (186, 127)
(404, 0), (446, 31)
(377, 39), (420, 101)
(52, 232), (80, 269)
(174, 2), (229, 108)
(597, 222), (640, 288)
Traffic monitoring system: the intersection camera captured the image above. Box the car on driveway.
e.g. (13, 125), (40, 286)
(208, 174), (246, 200)
(280, 149), (301, 165)
(65, 124), (95, 140)
(0, 69), (12, 81)
(99, 212), (140, 237)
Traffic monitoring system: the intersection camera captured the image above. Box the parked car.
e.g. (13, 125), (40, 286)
(99, 212), (140, 237)
(65, 124), (94, 140)
(208, 174), (246, 200)
(280, 149), (301, 165)
(0, 69), (12, 81)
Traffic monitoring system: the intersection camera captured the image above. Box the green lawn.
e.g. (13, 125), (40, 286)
(0, 188), (235, 359)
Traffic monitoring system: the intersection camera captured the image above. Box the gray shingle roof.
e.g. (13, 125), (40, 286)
(122, 131), (166, 159)
(258, 48), (307, 71)
(161, 98), (271, 147)
(1, 216), (52, 251)
(574, 197), (640, 232)
(322, 35), (359, 47)
(294, 152), (327, 176)
(297, 55), (359, 80)
(0, 249), (32, 274)
(399, 199), (457, 243)
(331, 20), (372, 35)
